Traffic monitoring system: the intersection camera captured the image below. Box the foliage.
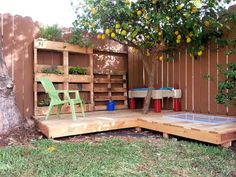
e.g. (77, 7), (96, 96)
(69, 66), (87, 75)
(38, 98), (50, 107)
(38, 24), (62, 41)
(68, 28), (93, 47)
(216, 62), (236, 106)
(72, 0), (235, 60)
(41, 67), (64, 75)
(0, 137), (235, 176)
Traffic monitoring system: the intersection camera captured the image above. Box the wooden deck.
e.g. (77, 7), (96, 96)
(34, 110), (236, 147)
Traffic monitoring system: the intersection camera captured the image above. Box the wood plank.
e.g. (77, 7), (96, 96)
(35, 73), (65, 82)
(94, 78), (110, 83)
(111, 78), (126, 83)
(34, 39), (93, 54)
(94, 69), (127, 75)
(94, 87), (109, 92)
(34, 104), (94, 116)
(68, 75), (92, 83)
(111, 88), (127, 92)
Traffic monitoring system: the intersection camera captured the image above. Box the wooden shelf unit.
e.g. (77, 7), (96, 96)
(34, 39), (94, 116)
(93, 70), (128, 111)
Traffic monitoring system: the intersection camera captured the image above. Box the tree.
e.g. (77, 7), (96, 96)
(72, 0), (235, 113)
(0, 39), (22, 134)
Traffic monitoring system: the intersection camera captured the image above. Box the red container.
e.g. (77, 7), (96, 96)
(173, 98), (181, 111)
(129, 98), (135, 109)
(154, 99), (161, 113)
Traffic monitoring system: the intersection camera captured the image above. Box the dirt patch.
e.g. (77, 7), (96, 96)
(0, 124), (43, 147)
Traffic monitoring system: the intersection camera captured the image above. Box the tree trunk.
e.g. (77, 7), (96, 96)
(142, 54), (156, 114)
(0, 41), (22, 134)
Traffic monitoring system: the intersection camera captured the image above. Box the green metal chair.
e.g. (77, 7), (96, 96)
(38, 77), (85, 121)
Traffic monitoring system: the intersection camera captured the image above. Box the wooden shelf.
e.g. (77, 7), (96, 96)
(93, 71), (128, 110)
(34, 39), (94, 116)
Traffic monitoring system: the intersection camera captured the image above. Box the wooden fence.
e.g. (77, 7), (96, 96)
(1, 13), (236, 118)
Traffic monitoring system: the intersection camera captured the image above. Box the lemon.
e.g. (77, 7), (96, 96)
(137, 10), (142, 16)
(189, 32), (193, 37)
(175, 31), (179, 36)
(121, 30), (127, 36)
(177, 35), (181, 40)
(186, 37), (191, 43)
(177, 4), (183, 11)
(176, 39), (181, 44)
(115, 23), (120, 29)
(92, 8), (97, 14)
(204, 21), (210, 27)
(160, 42), (164, 46)
(111, 32), (116, 39)
(158, 31), (162, 36)
(97, 34), (102, 39)
(159, 56), (164, 61)
(183, 12), (189, 17)
(192, 7), (198, 13)
(115, 29), (120, 33)
(101, 34), (106, 40)
(105, 29), (111, 35)
(197, 51), (203, 56)
(125, 0), (130, 4)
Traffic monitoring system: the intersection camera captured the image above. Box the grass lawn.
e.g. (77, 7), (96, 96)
(0, 137), (235, 177)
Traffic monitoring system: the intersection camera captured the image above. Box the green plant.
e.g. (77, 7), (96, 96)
(38, 98), (50, 107)
(68, 28), (93, 47)
(41, 67), (64, 75)
(216, 62), (236, 106)
(69, 66), (87, 75)
(38, 24), (62, 41)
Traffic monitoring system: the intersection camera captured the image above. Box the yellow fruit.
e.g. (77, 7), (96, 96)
(97, 34), (102, 39)
(175, 31), (179, 36)
(204, 20), (210, 27)
(159, 56), (164, 61)
(115, 23), (120, 29)
(101, 34), (106, 40)
(115, 29), (120, 33)
(137, 10), (142, 16)
(186, 37), (191, 43)
(176, 39), (181, 44)
(158, 31), (162, 36)
(152, 0), (157, 4)
(197, 50), (203, 56)
(177, 4), (183, 11)
(125, 0), (130, 4)
(192, 7), (198, 13)
(189, 32), (193, 37)
(111, 32), (116, 39)
(160, 42), (164, 46)
(105, 29), (111, 35)
(92, 8), (97, 14)
(183, 12), (189, 17)
(166, 16), (170, 21)
(121, 30), (127, 36)
(177, 35), (181, 40)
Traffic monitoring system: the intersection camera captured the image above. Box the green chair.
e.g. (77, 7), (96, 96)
(38, 77), (85, 121)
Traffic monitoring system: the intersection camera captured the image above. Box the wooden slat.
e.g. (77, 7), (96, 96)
(68, 75), (92, 83)
(34, 39), (93, 54)
(94, 69), (127, 75)
(35, 73), (65, 82)
(94, 87), (109, 92)
(94, 78), (110, 83)
(111, 87), (127, 92)
(34, 104), (94, 116)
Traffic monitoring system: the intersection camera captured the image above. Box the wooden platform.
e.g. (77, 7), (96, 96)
(34, 110), (236, 147)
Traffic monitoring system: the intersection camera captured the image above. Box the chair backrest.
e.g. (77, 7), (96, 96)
(38, 77), (61, 102)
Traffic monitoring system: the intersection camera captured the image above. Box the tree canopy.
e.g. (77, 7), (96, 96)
(73, 0), (235, 59)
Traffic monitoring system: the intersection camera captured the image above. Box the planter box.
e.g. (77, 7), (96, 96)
(68, 75), (92, 83)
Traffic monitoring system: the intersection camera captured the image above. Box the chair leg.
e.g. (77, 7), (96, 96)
(57, 105), (62, 118)
(80, 103), (85, 118)
(46, 104), (53, 120)
(69, 101), (77, 121)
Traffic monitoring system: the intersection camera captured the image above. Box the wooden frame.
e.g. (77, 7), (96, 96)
(34, 39), (94, 116)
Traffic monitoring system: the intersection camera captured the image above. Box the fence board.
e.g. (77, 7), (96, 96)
(200, 47), (209, 113)
(209, 44), (218, 114)
(179, 49), (186, 111)
(193, 57), (201, 112)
